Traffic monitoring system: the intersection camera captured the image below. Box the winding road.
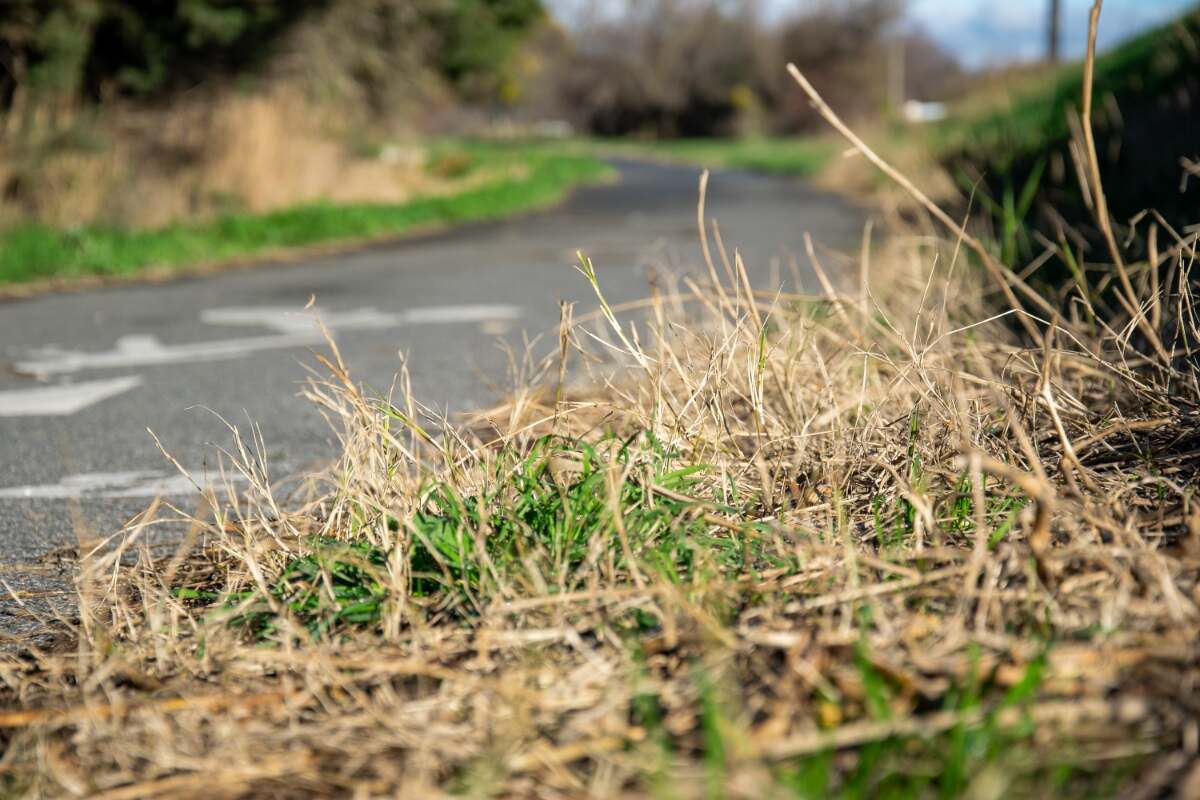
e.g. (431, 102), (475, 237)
(0, 160), (867, 624)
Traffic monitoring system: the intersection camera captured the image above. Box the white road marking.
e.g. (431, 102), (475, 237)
(400, 304), (522, 325)
(0, 376), (143, 417)
(199, 306), (399, 334)
(19, 331), (332, 375)
(16, 303), (521, 376)
(0, 469), (244, 500)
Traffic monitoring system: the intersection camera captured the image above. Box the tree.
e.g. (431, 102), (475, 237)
(424, 0), (546, 99)
(0, 0), (547, 111)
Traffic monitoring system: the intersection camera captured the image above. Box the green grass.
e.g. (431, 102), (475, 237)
(770, 648), (1136, 799)
(201, 432), (773, 639)
(589, 136), (835, 177)
(0, 141), (611, 287)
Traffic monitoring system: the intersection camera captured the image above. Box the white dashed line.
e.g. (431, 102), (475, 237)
(0, 469), (244, 500)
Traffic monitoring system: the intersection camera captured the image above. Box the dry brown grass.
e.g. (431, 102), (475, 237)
(3, 7), (1200, 798)
(0, 86), (477, 230)
(2, 159), (1198, 797)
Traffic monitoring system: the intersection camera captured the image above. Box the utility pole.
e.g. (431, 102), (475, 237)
(1048, 0), (1062, 63)
(887, 35), (905, 114)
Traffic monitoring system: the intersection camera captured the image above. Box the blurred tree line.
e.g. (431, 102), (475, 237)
(0, 0), (545, 112)
(547, 0), (963, 137)
(1, 0), (965, 141)
(0, 0), (967, 229)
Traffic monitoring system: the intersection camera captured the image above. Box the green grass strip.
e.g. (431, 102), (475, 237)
(592, 136), (834, 177)
(0, 144), (610, 286)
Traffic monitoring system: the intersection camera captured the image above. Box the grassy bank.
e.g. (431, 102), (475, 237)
(924, 6), (1199, 265)
(819, 5), (1199, 291)
(592, 135), (835, 177)
(0, 134), (834, 290)
(931, 6), (1200, 166)
(0, 142), (611, 288)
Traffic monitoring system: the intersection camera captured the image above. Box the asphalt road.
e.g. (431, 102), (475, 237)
(0, 160), (866, 618)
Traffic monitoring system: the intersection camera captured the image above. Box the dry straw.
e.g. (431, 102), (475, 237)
(2, 1), (1199, 796)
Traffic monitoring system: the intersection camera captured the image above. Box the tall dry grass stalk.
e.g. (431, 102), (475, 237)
(3, 5), (1199, 797)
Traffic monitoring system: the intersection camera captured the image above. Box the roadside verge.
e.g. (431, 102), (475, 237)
(0, 143), (613, 298)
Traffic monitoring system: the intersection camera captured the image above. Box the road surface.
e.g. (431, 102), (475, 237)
(0, 160), (867, 626)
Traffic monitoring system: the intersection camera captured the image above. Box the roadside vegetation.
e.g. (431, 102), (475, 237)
(848, 5), (1200, 279)
(933, 6), (1199, 169)
(0, 124), (846, 289)
(0, 141), (609, 287)
(0, 126), (833, 289)
(4, 3), (1200, 794)
(0, 130), (844, 292)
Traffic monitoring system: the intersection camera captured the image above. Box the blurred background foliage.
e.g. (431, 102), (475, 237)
(0, 0), (959, 138)
(0, 0), (554, 228)
(0, 0), (1196, 275)
(0, 0), (547, 112)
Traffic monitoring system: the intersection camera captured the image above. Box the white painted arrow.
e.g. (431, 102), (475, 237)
(0, 376), (143, 417)
(16, 304), (522, 376)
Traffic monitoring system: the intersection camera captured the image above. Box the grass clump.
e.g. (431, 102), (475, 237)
(250, 538), (391, 639)
(3, 192), (1194, 793)
(215, 434), (738, 639)
(0, 141), (611, 287)
(406, 435), (732, 602)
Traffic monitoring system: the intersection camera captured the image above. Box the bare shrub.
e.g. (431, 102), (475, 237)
(0, 86), (456, 230)
(555, 0), (902, 137)
(554, 0), (765, 137)
(900, 28), (968, 102)
(769, 0), (901, 132)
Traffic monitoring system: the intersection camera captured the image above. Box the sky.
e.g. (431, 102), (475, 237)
(907, 0), (1196, 68)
